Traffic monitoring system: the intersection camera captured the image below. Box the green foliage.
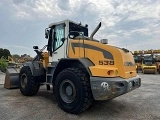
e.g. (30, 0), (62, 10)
(12, 54), (20, 58)
(0, 56), (8, 72)
(0, 48), (11, 59)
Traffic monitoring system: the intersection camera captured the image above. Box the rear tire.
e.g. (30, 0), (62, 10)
(19, 66), (40, 96)
(55, 68), (93, 114)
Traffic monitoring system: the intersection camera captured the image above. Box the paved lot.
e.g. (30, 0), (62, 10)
(0, 73), (160, 120)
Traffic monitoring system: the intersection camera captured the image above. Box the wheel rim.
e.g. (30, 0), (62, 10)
(60, 79), (76, 103)
(21, 73), (28, 88)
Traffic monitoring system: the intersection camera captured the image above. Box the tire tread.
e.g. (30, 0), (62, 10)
(55, 68), (93, 114)
(19, 66), (40, 96)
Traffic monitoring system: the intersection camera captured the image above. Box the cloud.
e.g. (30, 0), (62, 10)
(0, 0), (160, 57)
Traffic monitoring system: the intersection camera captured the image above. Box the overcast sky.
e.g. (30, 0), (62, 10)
(0, 0), (160, 57)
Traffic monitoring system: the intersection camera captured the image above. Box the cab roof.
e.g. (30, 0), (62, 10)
(48, 19), (87, 28)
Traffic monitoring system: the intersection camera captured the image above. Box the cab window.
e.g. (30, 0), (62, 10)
(53, 24), (65, 51)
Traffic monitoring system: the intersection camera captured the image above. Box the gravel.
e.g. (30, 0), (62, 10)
(0, 73), (160, 120)
(0, 71), (5, 84)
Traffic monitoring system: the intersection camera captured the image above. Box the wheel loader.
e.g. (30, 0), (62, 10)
(4, 19), (141, 114)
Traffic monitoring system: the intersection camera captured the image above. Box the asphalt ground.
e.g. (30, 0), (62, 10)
(0, 72), (160, 120)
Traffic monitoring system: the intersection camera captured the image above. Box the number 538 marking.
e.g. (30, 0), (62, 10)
(99, 60), (114, 65)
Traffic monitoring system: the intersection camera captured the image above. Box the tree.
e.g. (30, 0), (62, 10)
(0, 48), (3, 58)
(0, 48), (11, 59)
(12, 54), (20, 58)
(3, 49), (11, 59)
(12, 54), (20, 62)
(0, 56), (8, 72)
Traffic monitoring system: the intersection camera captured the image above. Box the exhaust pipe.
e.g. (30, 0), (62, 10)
(90, 22), (101, 40)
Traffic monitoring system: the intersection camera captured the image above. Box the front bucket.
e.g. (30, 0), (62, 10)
(4, 67), (20, 89)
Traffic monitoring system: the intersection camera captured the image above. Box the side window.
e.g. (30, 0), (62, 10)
(53, 24), (65, 51)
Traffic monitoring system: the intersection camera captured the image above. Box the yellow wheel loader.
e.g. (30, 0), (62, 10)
(5, 20), (141, 114)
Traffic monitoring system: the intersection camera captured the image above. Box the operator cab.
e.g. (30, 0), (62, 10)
(45, 19), (88, 61)
(143, 55), (155, 65)
(69, 22), (88, 37)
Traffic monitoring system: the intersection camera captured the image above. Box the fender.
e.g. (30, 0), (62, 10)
(52, 58), (95, 84)
(23, 61), (45, 76)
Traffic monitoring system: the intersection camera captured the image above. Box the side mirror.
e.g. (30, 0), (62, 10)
(68, 31), (80, 39)
(45, 28), (49, 39)
(33, 46), (39, 49)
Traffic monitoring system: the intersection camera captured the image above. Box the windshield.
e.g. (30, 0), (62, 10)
(69, 22), (88, 37)
(134, 55), (142, 62)
(143, 60), (153, 64)
(143, 57), (155, 65)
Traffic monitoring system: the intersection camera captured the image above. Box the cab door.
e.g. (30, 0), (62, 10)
(51, 23), (66, 62)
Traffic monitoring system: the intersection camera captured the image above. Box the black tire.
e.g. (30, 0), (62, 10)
(159, 68), (160, 74)
(19, 66), (40, 96)
(55, 68), (93, 114)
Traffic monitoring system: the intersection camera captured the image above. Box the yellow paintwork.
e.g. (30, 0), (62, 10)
(68, 39), (137, 79)
(133, 49), (160, 55)
(89, 66), (118, 77)
(136, 63), (142, 68)
(135, 63), (142, 71)
(141, 64), (156, 69)
(7, 56), (15, 63)
(42, 52), (49, 68)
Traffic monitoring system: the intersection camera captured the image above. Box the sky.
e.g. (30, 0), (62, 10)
(0, 0), (160, 57)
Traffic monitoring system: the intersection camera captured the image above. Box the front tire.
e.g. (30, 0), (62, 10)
(55, 68), (93, 114)
(19, 66), (40, 96)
